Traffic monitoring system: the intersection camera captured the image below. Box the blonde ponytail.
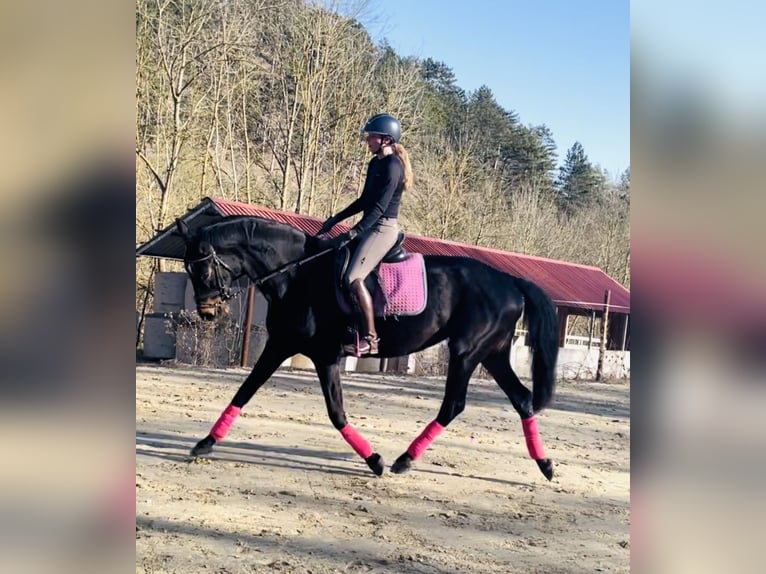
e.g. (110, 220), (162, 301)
(392, 143), (413, 191)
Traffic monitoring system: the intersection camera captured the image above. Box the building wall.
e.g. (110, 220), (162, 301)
(142, 313), (176, 359)
(512, 343), (630, 380)
(142, 272), (188, 359)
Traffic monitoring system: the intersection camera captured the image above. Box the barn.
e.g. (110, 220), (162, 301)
(136, 198), (630, 379)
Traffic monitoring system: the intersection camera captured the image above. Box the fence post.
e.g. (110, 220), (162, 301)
(621, 314), (629, 351)
(557, 308), (568, 348)
(240, 286), (256, 368)
(596, 289), (611, 381)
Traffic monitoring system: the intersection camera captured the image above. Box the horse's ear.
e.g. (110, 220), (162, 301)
(176, 218), (191, 241)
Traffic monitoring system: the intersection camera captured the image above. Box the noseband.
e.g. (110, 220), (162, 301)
(184, 249), (244, 303)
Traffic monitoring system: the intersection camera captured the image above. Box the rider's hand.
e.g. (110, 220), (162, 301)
(318, 216), (338, 235)
(330, 228), (359, 249)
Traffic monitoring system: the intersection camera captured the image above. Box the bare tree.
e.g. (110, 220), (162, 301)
(403, 136), (479, 241)
(136, 0), (223, 269)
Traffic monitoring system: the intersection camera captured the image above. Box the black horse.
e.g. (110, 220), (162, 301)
(176, 215), (559, 480)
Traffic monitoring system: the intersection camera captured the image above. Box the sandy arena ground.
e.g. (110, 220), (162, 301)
(136, 364), (630, 573)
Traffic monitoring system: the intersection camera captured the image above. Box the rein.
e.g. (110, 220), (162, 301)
(252, 246), (336, 288)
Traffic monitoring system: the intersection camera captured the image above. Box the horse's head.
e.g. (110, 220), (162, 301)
(177, 219), (238, 320)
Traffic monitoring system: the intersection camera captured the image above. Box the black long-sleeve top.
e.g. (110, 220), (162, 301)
(334, 155), (404, 233)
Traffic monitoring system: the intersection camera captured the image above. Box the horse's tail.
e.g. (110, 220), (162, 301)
(514, 277), (559, 413)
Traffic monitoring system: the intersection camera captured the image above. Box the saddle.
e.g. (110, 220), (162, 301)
(334, 232), (427, 318)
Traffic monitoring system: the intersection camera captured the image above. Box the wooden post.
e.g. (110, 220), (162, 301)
(621, 314), (629, 351)
(557, 308), (569, 348)
(587, 310), (596, 349)
(240, 286), (256, 368)
(596, 290), (611, 381)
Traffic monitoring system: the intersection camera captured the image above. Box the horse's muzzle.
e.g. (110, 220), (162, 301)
(197, 298), (229, 320)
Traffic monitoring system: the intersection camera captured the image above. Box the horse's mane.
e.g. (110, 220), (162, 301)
(198, 216), (308, 249)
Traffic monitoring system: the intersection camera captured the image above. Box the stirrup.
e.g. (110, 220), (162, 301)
(363, 334), (380, 355)
(342, 332), (379, 357)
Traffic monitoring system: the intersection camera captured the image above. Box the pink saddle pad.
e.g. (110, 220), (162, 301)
(377, 253), (427, 316)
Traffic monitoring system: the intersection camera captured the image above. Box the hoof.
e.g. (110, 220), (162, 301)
(191, 435), (216, 456)
(536, 458), (554, 481)
(390, 453), (413, 475)
(365, 453), (385, 476)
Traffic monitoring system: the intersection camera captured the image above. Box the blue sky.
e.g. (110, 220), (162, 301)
(632, 0), (766, 122)
(355, 0), (630, 178)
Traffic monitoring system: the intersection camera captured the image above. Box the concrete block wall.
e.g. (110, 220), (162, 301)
(512, 343), (630, 380)
(154, 272), (187, 314)
(142, 313), (176, 359)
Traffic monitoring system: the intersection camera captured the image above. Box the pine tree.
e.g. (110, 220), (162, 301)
(556, 142), (603, 212)
(618, 166), (630, 197)
(504, 124), (558, 194)
(420, 58), (466, 143)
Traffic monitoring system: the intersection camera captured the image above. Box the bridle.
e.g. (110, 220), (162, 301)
(184, 249), (245, 303)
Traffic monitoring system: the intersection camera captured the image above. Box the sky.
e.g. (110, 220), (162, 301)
(354, 0), (630, 178)
(631, 0), (766, 124)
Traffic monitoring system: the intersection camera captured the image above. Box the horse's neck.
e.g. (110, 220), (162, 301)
(265, 248), (333, 328)
(234, 220), (305, 267)
(246, 239), (305, 272)
(236, 219), (310, 299)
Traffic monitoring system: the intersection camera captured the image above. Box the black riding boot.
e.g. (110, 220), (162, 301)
(344, 278), (379, 356)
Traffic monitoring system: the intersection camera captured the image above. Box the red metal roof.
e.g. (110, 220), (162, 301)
(211, 198), (630, 314)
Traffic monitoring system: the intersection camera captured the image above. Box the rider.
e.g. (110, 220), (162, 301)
(319, 113), (413, 356)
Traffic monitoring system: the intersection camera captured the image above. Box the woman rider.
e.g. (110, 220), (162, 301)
(319, 113), (413, 356)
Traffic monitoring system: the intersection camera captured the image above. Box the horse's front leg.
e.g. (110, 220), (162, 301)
(315, 359), (385, 476)
(190, 339), (292, 456)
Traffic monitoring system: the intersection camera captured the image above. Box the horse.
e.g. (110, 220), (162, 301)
(176, 215), (559, 480)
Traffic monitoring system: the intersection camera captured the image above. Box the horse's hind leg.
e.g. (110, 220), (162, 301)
(391, 350), (478, 474)
(190, 340), (291, 457)
(482, 349), (554, 481)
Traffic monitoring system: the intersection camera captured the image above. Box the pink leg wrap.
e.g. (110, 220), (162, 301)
(407, 420), (445, 459)
(339, 424), (373, 459)
(210, 404), (241, 441)
(522, 416), (546, 460)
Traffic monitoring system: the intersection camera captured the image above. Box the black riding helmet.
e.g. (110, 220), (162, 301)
(361, 113), (402, 144)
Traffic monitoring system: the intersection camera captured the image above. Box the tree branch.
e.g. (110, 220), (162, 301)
(136, 148), (167, 193)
